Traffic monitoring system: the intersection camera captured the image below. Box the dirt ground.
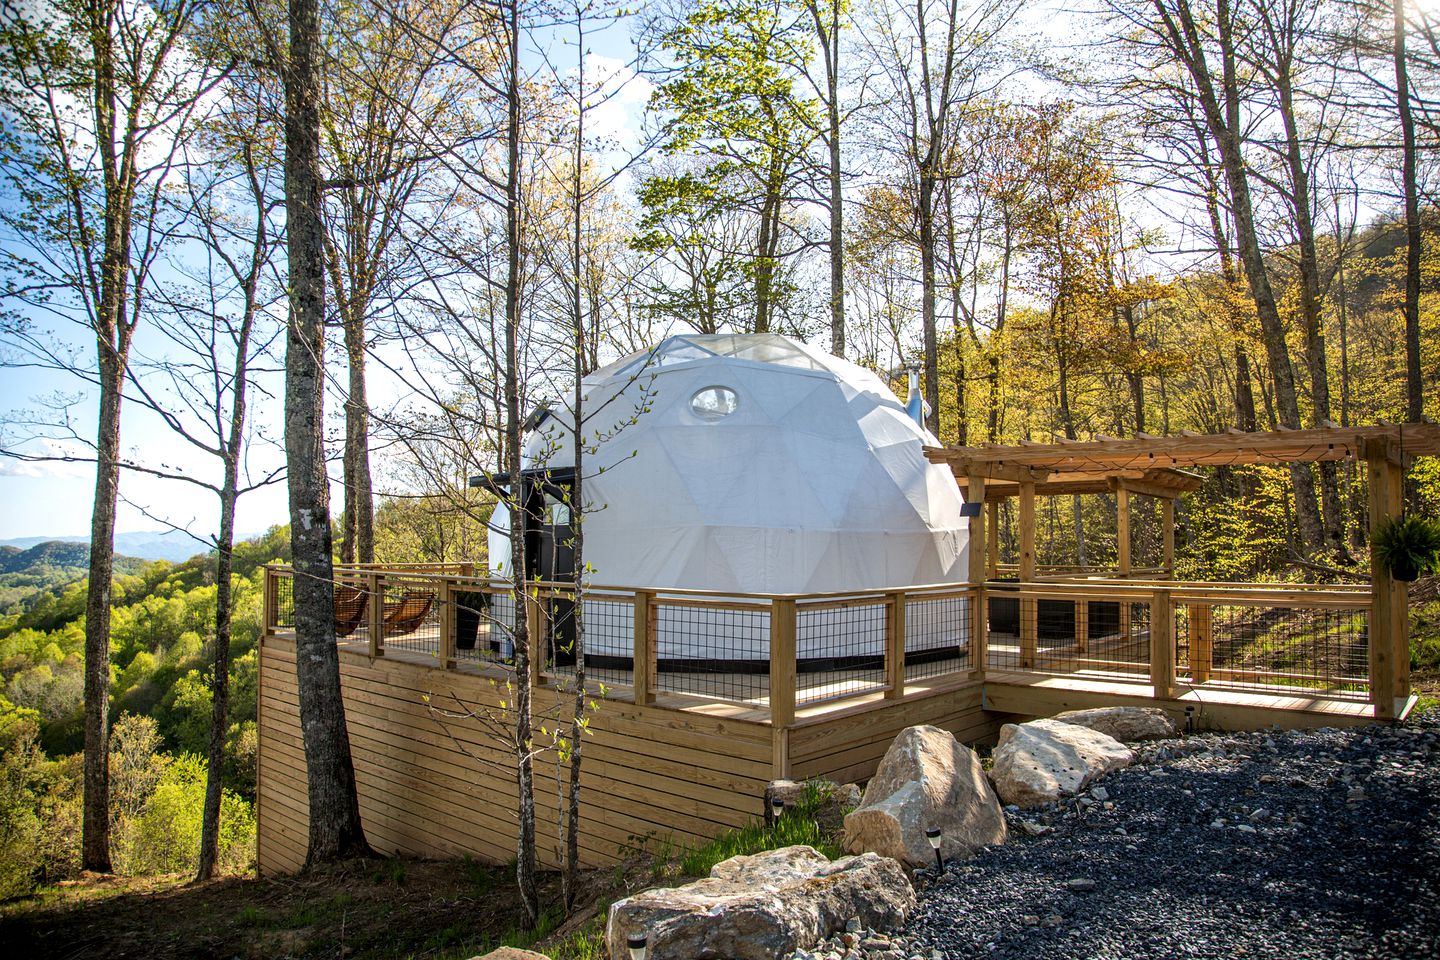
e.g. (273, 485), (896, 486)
(0, 858), (618, 960)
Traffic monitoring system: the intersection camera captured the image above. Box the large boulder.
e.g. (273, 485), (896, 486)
(471, 951), (548, 960)
(605, 845), (913, 960)
(842, 724), (1006, 867)
(1052, 706), (1177, 742)
(989, 719), (1134, 808)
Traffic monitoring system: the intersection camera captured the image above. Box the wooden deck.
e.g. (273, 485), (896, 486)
(256, 565), (1408, 876)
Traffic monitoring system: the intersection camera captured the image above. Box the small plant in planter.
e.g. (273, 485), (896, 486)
(1371, 514), (1440, 582)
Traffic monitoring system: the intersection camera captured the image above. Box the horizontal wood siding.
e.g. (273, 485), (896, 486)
(787, 680), (1008, 785)
(258, 638), (772, 876)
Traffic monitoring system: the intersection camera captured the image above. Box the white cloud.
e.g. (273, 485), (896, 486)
(0, 439), (93, 480)
(580, 54), (652, 153)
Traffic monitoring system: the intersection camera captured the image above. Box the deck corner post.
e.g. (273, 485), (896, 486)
(769, 598), (797, 729)
(262, 565), (277, 642)
(1150, 587), (1175, 699)
(885, 590), (906, 699)
(633, 590), (656, 706)
(1365, 438), (1402, 720)
(367, 572), (384, 658)
(970, 582), (988, 681)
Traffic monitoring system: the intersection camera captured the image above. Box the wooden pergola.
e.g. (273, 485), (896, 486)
(926, 423), (1440, 719)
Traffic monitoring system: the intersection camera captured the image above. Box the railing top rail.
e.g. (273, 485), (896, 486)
(263, 564), (1372, 605)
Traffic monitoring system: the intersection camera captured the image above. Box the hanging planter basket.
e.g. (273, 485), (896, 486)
(1371, 515), (1440, 583)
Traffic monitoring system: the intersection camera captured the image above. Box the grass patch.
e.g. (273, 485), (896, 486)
(368, 856), (407, 886)
(1410, 600), (1440, 672)
(546, 912), (608, 960)
(679, 781), (844, 878)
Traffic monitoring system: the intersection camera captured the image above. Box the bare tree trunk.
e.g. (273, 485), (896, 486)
(83, 345), (125, 873)
(809, 0), (845, 356)
(1259, 4), (1344, 553)
(1395, 0), (1423, 425)
(197, 226), (264, 879)
(503, 0), (539, 924)
(1152, 0), (1322, 551)
(285, 0), (370, 867)
(196, 456), (239, 882)
(919, 174), (940, 435)
(342, 313), (375, 564)
(562, 23), (588, 910)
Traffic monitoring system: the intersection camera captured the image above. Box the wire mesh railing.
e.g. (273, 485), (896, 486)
(903, 591), (973, 682)
(793, 596), (888, 706)
(984, 584), (1152, 681)
(261, 566), (1380, 721)
(1173, 591), (1371, 701)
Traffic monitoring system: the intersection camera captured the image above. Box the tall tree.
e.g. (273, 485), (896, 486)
(1394, 0), (1423, 424)
(863, 0), (1018, 435)
(643, 0), (817, 335)
(321, 0), (463, 565)
(0, 0), (215, 872)
(281, 0), (372, 865)
(1247, 0), (1348, 553)
(1132, 0), (1325, 552)
(798, 0), (849, 355)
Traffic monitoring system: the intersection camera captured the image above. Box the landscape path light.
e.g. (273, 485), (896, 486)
(925, 826), (943, 872)
(627, 932), (648, 960)
(770, 795), (784, 823)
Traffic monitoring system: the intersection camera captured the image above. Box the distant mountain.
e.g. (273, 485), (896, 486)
(0, 540), (98, 574)
(0, 529), (217, 563)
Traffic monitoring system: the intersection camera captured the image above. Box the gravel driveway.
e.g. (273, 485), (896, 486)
(891, 712), (1440, 960)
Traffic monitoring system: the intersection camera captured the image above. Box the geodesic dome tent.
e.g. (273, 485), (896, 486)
(489, 333), (971, 596)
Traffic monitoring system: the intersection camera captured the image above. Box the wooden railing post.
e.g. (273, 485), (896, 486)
(633, 590), (656, 706)
(1188, 602), (1213, 683)
(970, 583), (988, 680)
(1076, 597), (1090, 656)
(967, 475), (988, 680)
(769, 598), (797, 728)
(367, 572), (384, 658)
(525, 588), (546, 687)
(1150, 588), (1175, 699)
(885, 591), (905, 699)
(439, 578), (455, 668)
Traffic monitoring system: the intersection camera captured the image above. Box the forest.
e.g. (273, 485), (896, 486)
(0, 0), (1436, 927)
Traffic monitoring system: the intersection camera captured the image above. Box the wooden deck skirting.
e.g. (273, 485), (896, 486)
(256, 564), (1410, 876)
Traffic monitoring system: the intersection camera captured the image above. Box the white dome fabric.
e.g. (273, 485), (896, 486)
(492, 333), (970, 596)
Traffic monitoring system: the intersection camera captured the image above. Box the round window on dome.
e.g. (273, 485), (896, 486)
(689, 385), (739, 421)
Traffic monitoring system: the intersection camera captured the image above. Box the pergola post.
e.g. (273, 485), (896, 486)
(1365, 438), (1406, 720)
(1162, 498), (1176, 579)
(968, 475), (988, 679)
(1116, 487), (1132, 640)
(986, 500), (1000, 578)
(1116, 486), (1132, 578)
(1019, 480), (1037, 668)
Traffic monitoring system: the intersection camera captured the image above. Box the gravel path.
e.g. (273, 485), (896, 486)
(912, 714), (1440, 960)
(816, 713), (1440, 960)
